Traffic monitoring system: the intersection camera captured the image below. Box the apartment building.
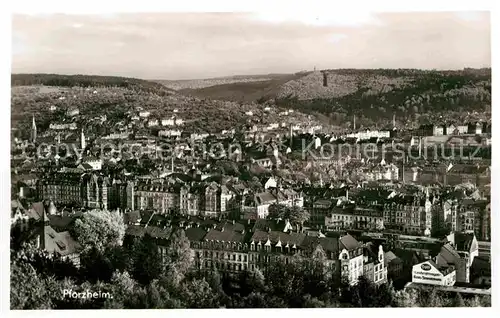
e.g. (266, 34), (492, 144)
(325, 205), (384, 231)
(126, 217), (367, 285)
(38, 170), (116, 210)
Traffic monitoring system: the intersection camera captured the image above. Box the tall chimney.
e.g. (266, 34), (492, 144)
(353, 115), (356, 131)
(289, 124), (293, 149)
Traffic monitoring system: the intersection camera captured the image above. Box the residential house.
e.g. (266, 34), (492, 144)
(363, 242), (388, 285)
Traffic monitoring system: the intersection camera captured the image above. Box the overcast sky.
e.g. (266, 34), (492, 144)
(11, 11), (491, 80)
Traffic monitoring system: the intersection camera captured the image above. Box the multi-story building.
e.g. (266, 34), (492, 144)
(446, 164), (491, 187)
(363, 242), (388, 285)
(309, 199), (334, 227)
(133, 183), (180, 214)
(325, 204), (384, 231)
(128, 217), (367, 285)
(189, 221), (250, 273)
(202, 183), (234, 217)
(458, 200), (490, 240)
(37, 170), (116, 210)
(180, 185), (202, 216)
(382, 191), (432, 235)
(338, 234), (365, 285)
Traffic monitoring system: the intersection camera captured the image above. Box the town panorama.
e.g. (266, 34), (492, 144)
(10, 12), (491, 309)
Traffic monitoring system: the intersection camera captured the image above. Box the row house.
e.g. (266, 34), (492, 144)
(382, 193), (433, 235)
(325, 205), (384, 231)
(417, 122), (490, 137)
(127, 217), (367, 286)
(160, 118), (184, 127)
(189, 221), (250, 273)
(126, 181), (236, 217)
(309, 199), (334, 227)
(179, 185), (202, 216)
(360, 164), (399, 181)
(440, 196), (490, 241)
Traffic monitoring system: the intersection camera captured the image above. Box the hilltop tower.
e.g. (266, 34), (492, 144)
(31, 114), (37, 143)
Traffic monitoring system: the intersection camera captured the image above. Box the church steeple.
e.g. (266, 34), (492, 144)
(31, 114), (37, 143)
(80, 128), (86, 150)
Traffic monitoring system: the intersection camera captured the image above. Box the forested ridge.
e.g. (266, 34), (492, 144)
(276, 68), (491, 128)
(12, 73), (174, 95)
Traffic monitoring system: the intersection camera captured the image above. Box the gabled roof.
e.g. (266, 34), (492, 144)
(438, 243), (461, 264)
(43, 226), (81, 256)
(26, 202), (46, 221)
(339, 234), (361, 251)
(255, 192), (276, 205)
(384, 251), (401, 264)
(185, 227), (207, 242)
(205, 227), (245, 243)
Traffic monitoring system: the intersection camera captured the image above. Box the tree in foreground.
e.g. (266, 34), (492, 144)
(131, 234), (163, 285)
(73, 209), (126, 251)
(162, 229), (194, 285)
(10, 261), (54, 309)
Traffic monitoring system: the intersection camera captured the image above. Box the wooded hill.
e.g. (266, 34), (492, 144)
(12, 73), (175, 95)
(175, 68), (491, 128)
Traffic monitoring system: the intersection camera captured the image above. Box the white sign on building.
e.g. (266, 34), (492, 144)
(412, 261), (456, 286)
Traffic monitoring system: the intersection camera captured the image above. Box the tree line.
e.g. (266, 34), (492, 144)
(10, 208), (490, 309)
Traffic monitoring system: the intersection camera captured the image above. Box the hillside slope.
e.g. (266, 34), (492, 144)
(156, 74), (293, 91)
(275, 68), (491, 128)
(175, 73), (309, 103)
(11, 74), (318, 138)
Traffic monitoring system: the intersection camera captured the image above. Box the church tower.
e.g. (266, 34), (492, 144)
(31, 114), (37, 143)
(80, 128), (86, 150)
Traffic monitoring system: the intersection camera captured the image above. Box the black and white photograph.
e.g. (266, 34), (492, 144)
(5, 2), (495, 311)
